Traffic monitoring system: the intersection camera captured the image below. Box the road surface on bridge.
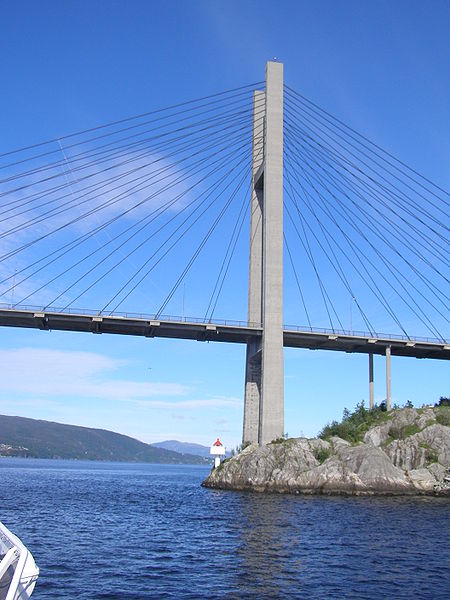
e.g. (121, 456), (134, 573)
(0, 306), (448, 360)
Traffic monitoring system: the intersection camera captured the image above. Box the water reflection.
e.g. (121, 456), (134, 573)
(231, 494), (305, 597)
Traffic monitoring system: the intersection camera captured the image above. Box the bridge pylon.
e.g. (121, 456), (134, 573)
(243, 61), (284, 446)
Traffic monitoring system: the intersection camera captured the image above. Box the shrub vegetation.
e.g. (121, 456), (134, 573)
(390, 423), (421, 440)
(270, 437), (286, 445)
(319, 397), (448, 444)
(436, 408), (450, 427)
(314, 447), (330, 464)
(435, 397), (449, 407)
(318, 400), (391, 444)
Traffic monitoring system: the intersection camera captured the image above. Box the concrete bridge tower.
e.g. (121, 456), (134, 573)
(243, 61), (284, 446)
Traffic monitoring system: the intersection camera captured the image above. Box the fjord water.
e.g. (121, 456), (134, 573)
(1, 459), (448, 599)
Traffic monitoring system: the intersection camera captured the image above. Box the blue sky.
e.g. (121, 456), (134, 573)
(0, 0), (448, 448)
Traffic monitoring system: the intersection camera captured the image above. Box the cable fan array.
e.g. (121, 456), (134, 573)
(283, 85), (449, 342)
(0, 80), (448, 342)
(0, 83), (264, 322)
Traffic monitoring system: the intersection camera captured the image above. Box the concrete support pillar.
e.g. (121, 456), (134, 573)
(243, 91), (265, 445)
(259, 61), (284, 445)
(369, 352), (374, 410)
(386, 345), (391, 411)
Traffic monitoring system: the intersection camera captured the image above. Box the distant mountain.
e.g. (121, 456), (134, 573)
(152, 440), (212, 458)
(153, 440), (231, 458)
(0, 414), (207, 464)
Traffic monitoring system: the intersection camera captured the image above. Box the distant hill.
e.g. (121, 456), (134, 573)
(153, 440), (231, 458)
(0, 414), (207, 464)
(152, 440), (212, 458)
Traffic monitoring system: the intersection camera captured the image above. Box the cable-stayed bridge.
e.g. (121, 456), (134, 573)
(0, 62), (448, 444)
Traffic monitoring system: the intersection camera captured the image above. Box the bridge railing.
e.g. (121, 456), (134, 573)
(0, 303), (447, 344)
(0, 303), (262, 330)
(283, 323), (448, 345)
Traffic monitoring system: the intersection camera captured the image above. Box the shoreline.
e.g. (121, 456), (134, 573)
(202, 479), (450, 497)
(203, 406), (450, 497)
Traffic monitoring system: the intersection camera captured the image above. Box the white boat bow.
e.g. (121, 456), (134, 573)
(0, 521), (38, 600)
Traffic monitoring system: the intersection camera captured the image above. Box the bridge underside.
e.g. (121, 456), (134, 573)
(0, 308), (448, 360)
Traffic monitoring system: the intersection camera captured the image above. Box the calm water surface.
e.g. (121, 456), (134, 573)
(0, 458), (449, 599)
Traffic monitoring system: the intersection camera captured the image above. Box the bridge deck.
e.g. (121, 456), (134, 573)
(0, 307), (448, 360)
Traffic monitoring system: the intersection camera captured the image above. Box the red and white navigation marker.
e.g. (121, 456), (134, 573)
(209, 438), (226, 468)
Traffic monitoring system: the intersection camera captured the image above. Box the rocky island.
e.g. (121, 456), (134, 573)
(203, 402), (450, 496)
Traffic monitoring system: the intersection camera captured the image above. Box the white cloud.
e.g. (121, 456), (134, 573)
(0, 348), (242, 416)
(136, 396), (242, 409)
(0, 347), (187, 401)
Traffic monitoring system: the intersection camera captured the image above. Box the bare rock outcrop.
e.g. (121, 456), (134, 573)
(203, 407), (450, 496)
(416, 407), (436, 430)
(384, 438), (426, 470)
(363, 423), (391, 446)
(388, 408), (418, 437)
(416, 424), (450, 465)
(407, 468), (437, 492)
